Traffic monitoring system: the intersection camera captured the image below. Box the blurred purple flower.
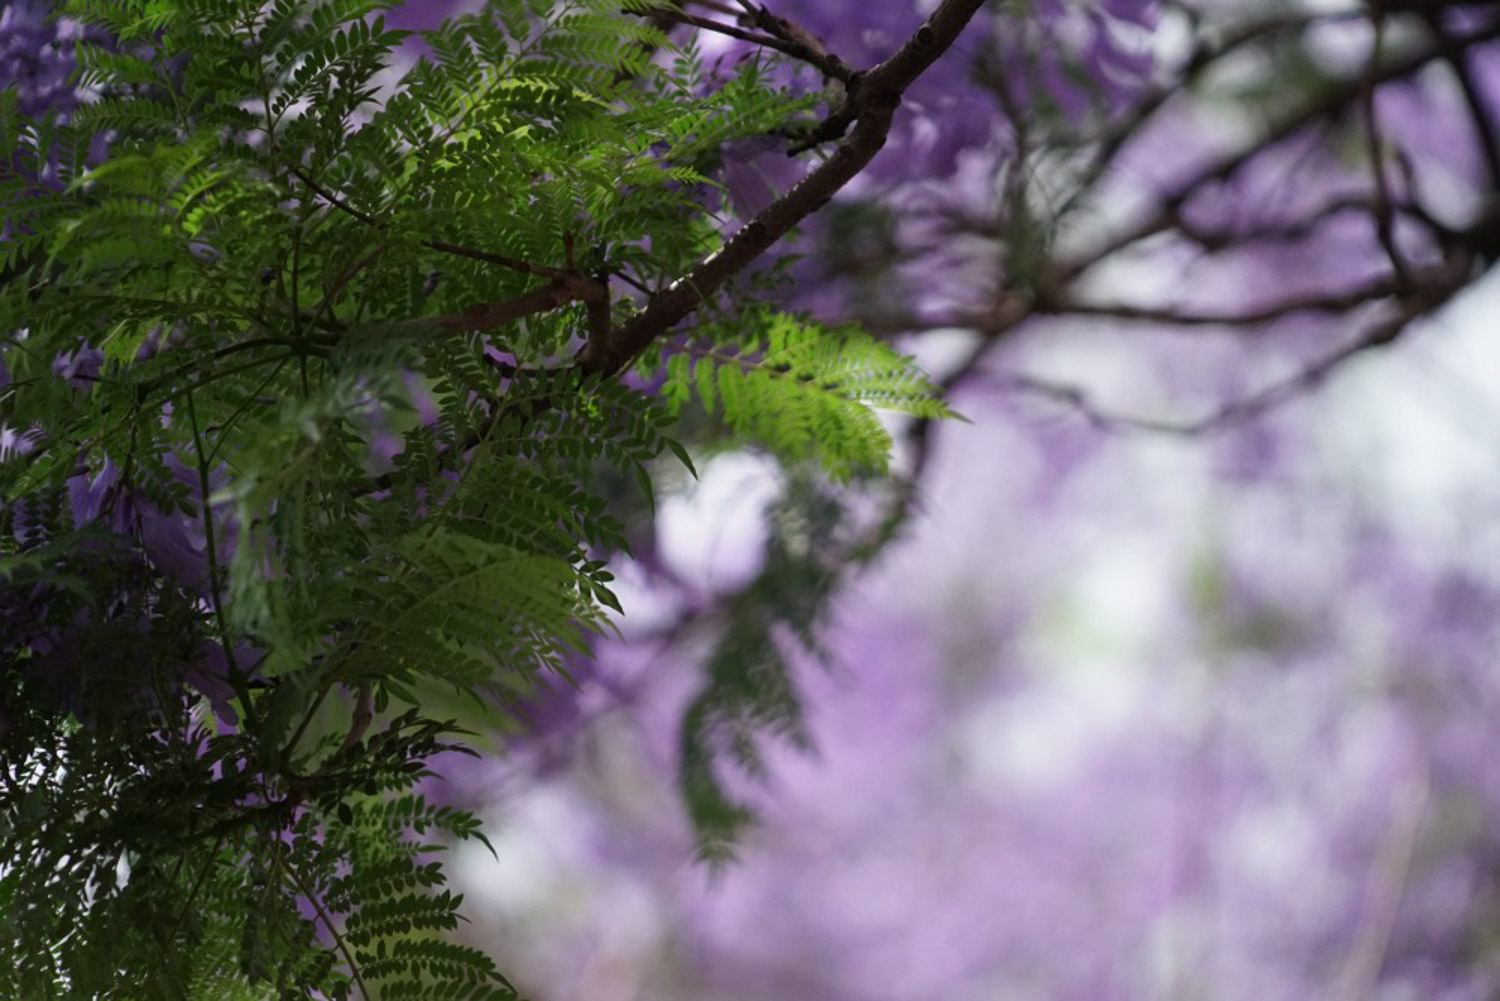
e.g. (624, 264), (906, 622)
(140, 504), (211, 588)
(1103, 0), (1158, 29)
(722, 136), (809, 219)
(186, 639), (262, 724)
(134, 322), (187, 361)
(0, 423), (43, 462)
(403, 371), (440, 425)
(0, 1), (94, 118)
(62, 451), (229, 591)
(1037, 47), (1094, 122)
(52, 341), (103, 389)
(67, 455), (121, 527)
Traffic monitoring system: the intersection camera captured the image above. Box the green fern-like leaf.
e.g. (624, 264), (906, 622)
(665, 310), (960, 480)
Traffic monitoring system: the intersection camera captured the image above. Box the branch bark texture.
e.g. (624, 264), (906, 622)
(574, 0), (987, 376)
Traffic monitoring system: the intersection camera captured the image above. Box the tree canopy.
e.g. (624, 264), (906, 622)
(1, 0), (973, 995)
(6, 0), (1500, 998)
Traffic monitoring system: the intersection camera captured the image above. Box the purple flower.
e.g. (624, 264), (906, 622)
(0, 423), (43, 461)
(67, 456), (122, 527)
(367, 424), (403, 476)
(0, 0), (121, 127)
(403, 371), (441, 426)
(1036, 48), (1094, 122)
(52, 341), (104, 389)
(61, 451), (226, 590)
(186, 639), (262, 725)
(722, 136), (809, 219)
(134, 322), (187, 361)
(140, 506), (211, 588)
(1103, 0), (1159, 29)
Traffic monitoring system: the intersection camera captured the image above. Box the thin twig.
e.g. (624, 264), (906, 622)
(284, 859), (372, 1001)
(635, 6), (852, 81)
(1360, 3), (1413, 286)
(185, 390), (256, 726)
(987, 262), (1466, 436)
(1054, 18), (1500, 287)
(1047, 276), (1401, 328)
(289, 165), (571, 281)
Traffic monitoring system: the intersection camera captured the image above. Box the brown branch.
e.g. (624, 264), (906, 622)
(290, 167), (614, 342)
(578, 0), (988, 376)
(634, 6), (854, 81)
(1361, 4), (1414, 287)
(1054, 18), (1500, 287)
(432, 273), (606, 334)
(732, 3), (855, 82)
(1046, 276), (1402, 328)
(309, 241), (390, 323)
(422, 238), (571, 281)
(1175, 194), (1418, 251)
(994, 257), (1471, 436)
(289, 164), (379, 226)
(786, 82), (863, 154)
(340, 684), (373, 754)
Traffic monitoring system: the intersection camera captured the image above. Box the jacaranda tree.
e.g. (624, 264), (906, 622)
(7, 0), (1500, 998)
(0, 0), (974, 995)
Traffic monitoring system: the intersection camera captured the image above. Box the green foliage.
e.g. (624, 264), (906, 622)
(0, 0), (958, 995)
(0, 685), (506, 999)
(677, 476), (847, 862)
(658, 307), (957, 481)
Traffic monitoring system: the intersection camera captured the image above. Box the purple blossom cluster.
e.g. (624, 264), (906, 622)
(0, 0), (101, 118)
(2, 435), (245, 725)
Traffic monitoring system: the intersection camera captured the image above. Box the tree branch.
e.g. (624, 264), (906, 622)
(1360, 4), (1414, 287)
(991, 255), (1472, 435)
(633, 5), (854, 82)
(1052, 18), (1500, 288)
(432, 273), (606, 334)
(1044, 276), (1403, 328)
(577, 0), (988, 376)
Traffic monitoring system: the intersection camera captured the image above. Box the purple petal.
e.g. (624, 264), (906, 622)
(1037, 49), (1092, 122)
(0, 424), (43, 462)
(68, 457), (121, 526)
(140, 508), (210, 588)
(52, 342), (104, 389)
(1103, 0), (1159, 29)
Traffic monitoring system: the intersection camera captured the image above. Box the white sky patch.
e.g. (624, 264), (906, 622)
(958, 656), (1149, 793)
(599, 554), (689, 639)
(461, 787), (583, 916)
(656, 451), (782, 595)
(1319, 270), (1500, 547)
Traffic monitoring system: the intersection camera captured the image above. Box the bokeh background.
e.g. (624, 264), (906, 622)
(453, 290), (1500, 1000)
